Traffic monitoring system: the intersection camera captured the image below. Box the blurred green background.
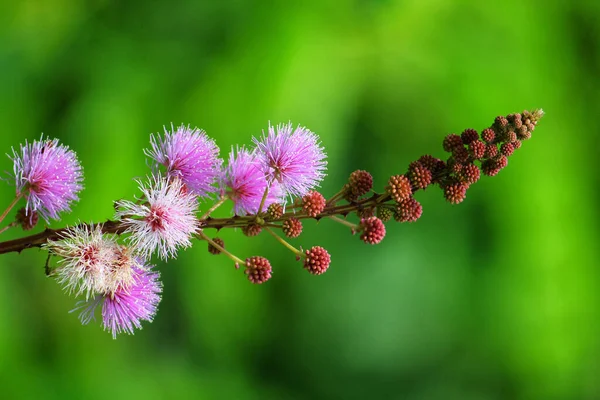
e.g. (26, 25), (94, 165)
(0, 0), (598, 399)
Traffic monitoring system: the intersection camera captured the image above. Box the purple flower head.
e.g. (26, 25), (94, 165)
(220, 147), (284, 215)
(74, 263), (162, 339)
(145, 124), (222, 198)
(10, 136), (83, 221)
(116, 175), (199, 260)
(252, 123), (327, 198)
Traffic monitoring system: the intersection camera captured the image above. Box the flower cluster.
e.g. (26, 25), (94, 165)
(0, 110), (543, 338)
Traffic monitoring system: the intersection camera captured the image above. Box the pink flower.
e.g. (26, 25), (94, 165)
(116, 175), (199, 260)
(220, 147), (284, 215)
(74, 263), (162, 339)
(145, 125), (222, 198)
(10, 136), (83, 221)
(252, 123), (327, 198)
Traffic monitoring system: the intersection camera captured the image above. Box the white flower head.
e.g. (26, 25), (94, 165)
(116, 174), (199, 260)
(46, 224), (117, 299)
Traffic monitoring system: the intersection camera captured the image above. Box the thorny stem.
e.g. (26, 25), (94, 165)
(0, 194), (22, 225)
(0, 192), (390, 255)
(264, 227), (302, 257)
(326, 186), (348, 207)
(0, 222), (18, 235)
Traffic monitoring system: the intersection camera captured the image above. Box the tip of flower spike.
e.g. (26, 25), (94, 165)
(208, 238), (225, 255)
(245, 256), (272, 284)
(359, 217), (386, 245)
(303, 246), (331, 275)
(302, 190), (326, 218)
(282, 217), (303, 238)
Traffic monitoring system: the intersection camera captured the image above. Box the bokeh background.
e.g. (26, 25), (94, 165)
(0, 1), (598, 399)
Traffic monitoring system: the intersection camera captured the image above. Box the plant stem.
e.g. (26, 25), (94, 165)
(264, 227), (302, 256)
(196, 230), (244, 265)
(0, 194), (22, 225)
(328, 215), (357, 230)
(0, 222), (18, 235)
(200, 196), (228, 220)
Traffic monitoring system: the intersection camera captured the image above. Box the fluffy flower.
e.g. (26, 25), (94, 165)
(252, 123), (327, 198)
(47, 225), (116, 299)
(47, 225), (139, 298)
(74, 264), (162, 339)
(116, 175), (199, 260)
(10, 136), (83, 221)
(220, 147), (283, 215)
(145, 124), (222, 198)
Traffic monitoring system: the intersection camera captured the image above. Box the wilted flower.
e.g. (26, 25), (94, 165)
(253, 123), (327, 198)
(145, 124), (222, 198)
(116, 175), (199, 260)
(10, 136), (83, 221)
